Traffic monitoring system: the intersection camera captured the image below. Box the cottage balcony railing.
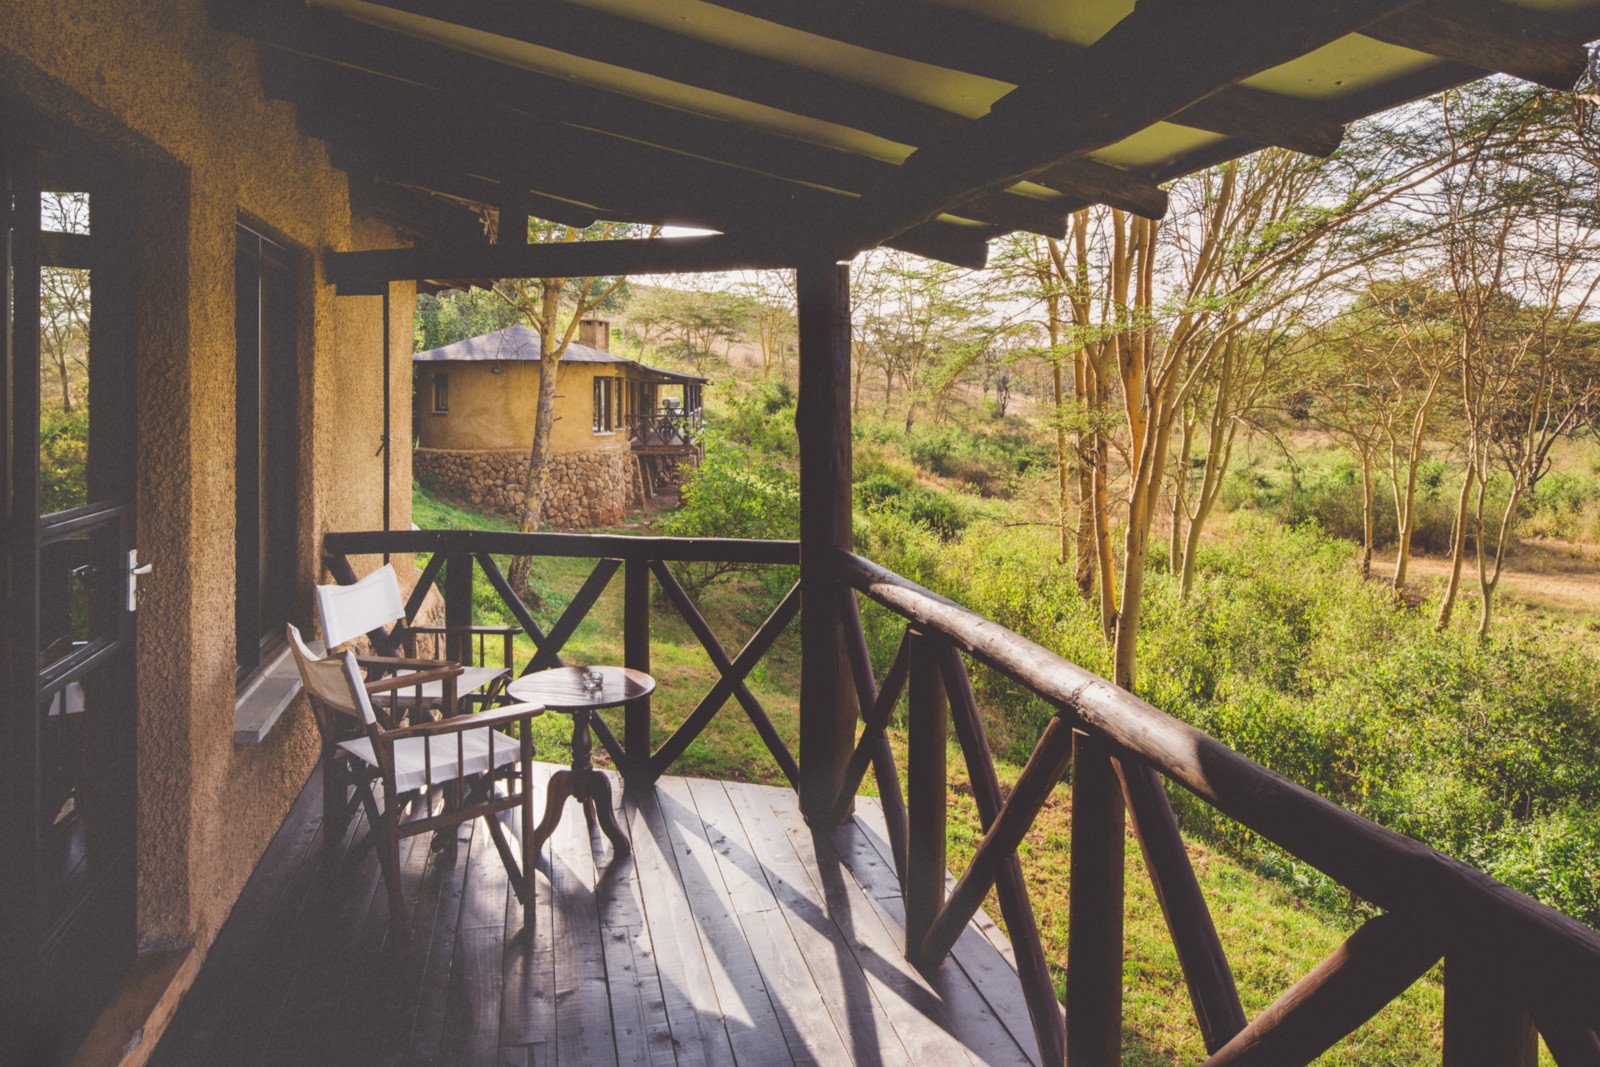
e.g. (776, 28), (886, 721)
(320, 529), (1600, 1067)
(626, 410), (702, 452)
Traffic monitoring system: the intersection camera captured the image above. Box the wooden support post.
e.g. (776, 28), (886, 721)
(1443, 957), (1537, 1067)
(623, 557), (651, 783)
(904, 631), (947, 968)
(796, 259), (856, 825)
(1068, 730), (1124, 1066)
(443, 553), (474, 671)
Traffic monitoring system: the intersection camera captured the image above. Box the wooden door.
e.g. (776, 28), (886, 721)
(1, 106), (141, 1064)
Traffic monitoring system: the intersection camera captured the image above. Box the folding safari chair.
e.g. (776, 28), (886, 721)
(286, 623), (541, 942)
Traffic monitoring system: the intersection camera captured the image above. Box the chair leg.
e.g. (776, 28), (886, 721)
(322, 752), (349, 864)
(378, 799), (409, 946)
(521, 778), (536, 938)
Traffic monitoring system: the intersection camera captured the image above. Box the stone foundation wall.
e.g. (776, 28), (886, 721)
(415, 447), (643, 528)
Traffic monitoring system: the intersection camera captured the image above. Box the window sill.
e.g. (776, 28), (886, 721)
(592, 430), (616, 437)
(233, 639), (323, 745)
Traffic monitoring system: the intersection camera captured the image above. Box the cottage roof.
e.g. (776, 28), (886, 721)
(215, 1), (1600, 287)
(413, 325), (708, 384)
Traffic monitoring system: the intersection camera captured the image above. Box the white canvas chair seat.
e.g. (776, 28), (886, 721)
(337, 728), (522, 793)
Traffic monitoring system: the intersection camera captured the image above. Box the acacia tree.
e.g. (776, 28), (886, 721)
(1427, 85), (1600, 634)
(736, 271), (797, 379)
(858, 251), (976, 433)
(499, 219), (652, 596)
(39, 193), (91, 412)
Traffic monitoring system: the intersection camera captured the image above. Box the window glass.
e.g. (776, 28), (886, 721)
(433, 372), (448, 413)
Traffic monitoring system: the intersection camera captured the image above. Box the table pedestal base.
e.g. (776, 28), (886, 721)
(529, 708), (629, 857)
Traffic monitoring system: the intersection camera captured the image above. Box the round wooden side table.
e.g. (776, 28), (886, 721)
(506, 666), (653, 857)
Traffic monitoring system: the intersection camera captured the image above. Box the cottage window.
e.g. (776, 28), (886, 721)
(432, 372), (449, 414)
(235, 222), (300, 683)
(593, 376), (614, 433)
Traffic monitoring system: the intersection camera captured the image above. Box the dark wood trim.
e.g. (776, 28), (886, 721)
(623, 558), (651, 782)
(903, 630), (947, 970)
(938, 644), (1065, 1066)
(1067, 730), (1123, 1066)
(839, 550), (1600, 1018)
(1119, 758), (1247, 1053)
(830, 0), (1420, 256)
(649, 561), (800, 788)
(325, 529), (799, 565)
(795, 261), (857, 825)
(1203, 914), (1440, 1066)
(1442, 957), (1537, 1067)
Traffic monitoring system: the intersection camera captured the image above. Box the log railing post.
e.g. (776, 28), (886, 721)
(623, 556), (651, 784)
(1068, 730), (1124, 1066)
(904, 630), (947, 969)
(1443, 957), (1536, 1067)
(796, 259), (857, 824)
(443, 552), (474, 669)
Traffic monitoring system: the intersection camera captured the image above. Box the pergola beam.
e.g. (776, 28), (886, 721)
(324, 235), (796, 293)
(697, 0), (1348, 157)
(831, 0), (1426, 259)
(1365, 0), (1595, 91)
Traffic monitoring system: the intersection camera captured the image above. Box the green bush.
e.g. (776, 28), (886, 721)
(40, 406), (88, 514)
(863, 510), (1600, 928)
(659, 429), (799, 595)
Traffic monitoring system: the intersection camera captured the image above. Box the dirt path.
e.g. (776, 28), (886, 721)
(1376, 538), (1600, 617)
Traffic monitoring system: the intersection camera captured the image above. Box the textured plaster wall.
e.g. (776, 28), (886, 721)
(3, 3), (416, 956)
(416, 360), (634, 452)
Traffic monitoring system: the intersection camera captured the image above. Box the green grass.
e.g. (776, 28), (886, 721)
(409, 482), (1545, 1065)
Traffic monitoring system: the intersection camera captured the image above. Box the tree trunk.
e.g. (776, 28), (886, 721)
(1359, 451), (1374, 580)
(507, 280), (563, 597)
(1436, 462), (1475, 629)
(1074, 350), (1097, 601)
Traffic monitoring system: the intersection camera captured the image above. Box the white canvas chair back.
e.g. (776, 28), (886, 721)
(316, 563), (405, 650)
(286, 622), (377, 727)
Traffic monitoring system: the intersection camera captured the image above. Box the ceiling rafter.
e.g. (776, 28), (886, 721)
(829, 0), (1439, 258)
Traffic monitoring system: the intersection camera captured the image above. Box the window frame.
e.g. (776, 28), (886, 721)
(593, 375), (615, 433)
(432, 371), (449, 414)
(235, 220), (301, 686)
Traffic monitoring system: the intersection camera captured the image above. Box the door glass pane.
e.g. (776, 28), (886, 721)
(36, 651), (134, 932)
(38, 521), (121, 668)
(38, 190), (91, 516)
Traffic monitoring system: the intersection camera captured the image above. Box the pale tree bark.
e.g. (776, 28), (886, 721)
(501, 221), (644, 598)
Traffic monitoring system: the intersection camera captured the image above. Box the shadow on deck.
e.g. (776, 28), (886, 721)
(152, 764), (1043, 1066)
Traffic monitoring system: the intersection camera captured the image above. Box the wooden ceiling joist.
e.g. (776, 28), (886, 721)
(262, 42), (1075, 241)
(831, 0), (1429, 259)
(1365, 0), (1596, 91)
(695, 0), (1350, 157)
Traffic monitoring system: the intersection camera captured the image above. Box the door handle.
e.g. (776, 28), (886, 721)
(126, 549), (153, 612)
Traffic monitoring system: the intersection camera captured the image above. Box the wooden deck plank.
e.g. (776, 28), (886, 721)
(154, 766), (1046, 1067)
(684, 777), (854, 1067)
(721, 779), (914, 1067)
(443, 818), (513, 1063)
(850, 800), (1047, 1067)
(550, 777), (621, 1067)
(590, 789), (676, 1067)
(626, 784), (737, 1067)
(744, 782), (992, 1067)
(655, 776), (793, 1066)
(501, 764), (557, 1054)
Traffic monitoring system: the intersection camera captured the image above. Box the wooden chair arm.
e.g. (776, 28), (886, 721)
(407, 625), (521, 636)
(383, 702), (544, 741)
(356, 654), (456, 672)
(362, 664), (463, 696)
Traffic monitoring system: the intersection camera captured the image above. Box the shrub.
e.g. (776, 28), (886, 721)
(658, 430), (799, 594)
(40, 406), (88, 514)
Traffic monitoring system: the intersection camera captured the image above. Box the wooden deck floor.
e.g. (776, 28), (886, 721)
(152, 764), (1045, 1066)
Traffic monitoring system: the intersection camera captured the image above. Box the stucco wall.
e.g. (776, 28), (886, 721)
(3, 3), (416, 959)
(417, 360), (635, 453)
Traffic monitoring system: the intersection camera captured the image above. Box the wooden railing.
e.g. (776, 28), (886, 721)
(322, 529), (800, 788)
(626, 411), (702, 451)
(320, 529), (1600, 1065)
(837, 550), (1600, 1066)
